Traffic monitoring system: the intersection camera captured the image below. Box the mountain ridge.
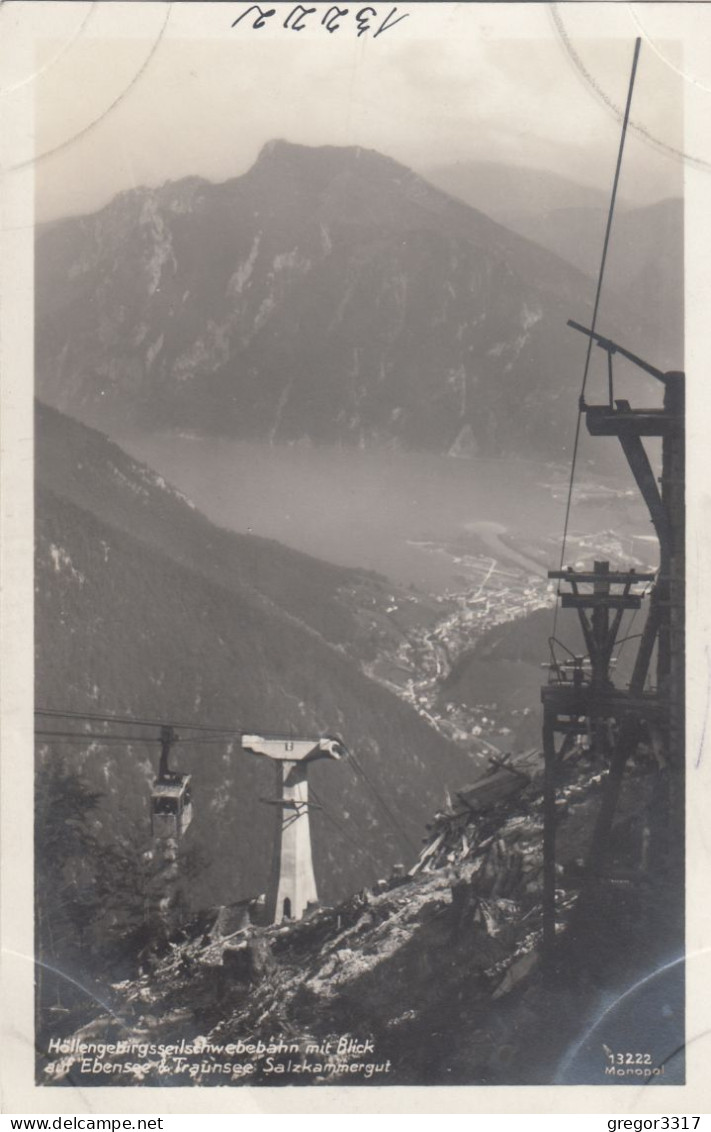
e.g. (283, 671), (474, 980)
(36, 140), (668, 460)
(425, 158), (683, 353)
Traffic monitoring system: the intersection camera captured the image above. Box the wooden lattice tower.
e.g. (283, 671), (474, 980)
(541, 326), (684, 969)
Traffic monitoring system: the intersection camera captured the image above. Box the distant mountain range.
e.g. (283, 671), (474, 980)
(426, 161), (683, 354)
(425, 162), (618, 228)
(36, 141), (674, 460)
(35, 402), (474, 910)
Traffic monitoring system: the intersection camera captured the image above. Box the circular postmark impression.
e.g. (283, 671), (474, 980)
(550, 1), (711, 175)
(5, 3), (172, 173)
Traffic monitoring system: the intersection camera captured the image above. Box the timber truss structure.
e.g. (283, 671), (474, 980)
(541, 324), (685, 969)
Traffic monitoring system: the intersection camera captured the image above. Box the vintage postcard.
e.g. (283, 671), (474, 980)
(1, 0), (711, 1114)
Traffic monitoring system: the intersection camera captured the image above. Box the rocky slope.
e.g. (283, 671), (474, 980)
(39, 745), (683, 1087)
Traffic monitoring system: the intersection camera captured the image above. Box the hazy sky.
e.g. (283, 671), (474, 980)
(31, 3), (688, 222)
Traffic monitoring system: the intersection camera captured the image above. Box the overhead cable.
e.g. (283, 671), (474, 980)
(552, 37), (642, 640)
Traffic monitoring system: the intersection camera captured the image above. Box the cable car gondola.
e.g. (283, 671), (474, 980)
(150, 726), (193, 839)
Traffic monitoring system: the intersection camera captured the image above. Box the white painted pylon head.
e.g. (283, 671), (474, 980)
(241, 734), (347, 762)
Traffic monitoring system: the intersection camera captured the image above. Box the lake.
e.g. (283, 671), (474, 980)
(120, 434), (652, 592)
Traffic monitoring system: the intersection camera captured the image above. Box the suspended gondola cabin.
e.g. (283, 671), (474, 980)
(150, 773), (193, 839)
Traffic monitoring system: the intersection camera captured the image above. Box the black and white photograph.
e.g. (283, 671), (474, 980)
(1, 0), (710, 1110)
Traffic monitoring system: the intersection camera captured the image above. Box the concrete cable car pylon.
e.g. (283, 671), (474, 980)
(241, 733), (347, 924)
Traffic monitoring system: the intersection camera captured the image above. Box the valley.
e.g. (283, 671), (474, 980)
(119, 432), (656, 759)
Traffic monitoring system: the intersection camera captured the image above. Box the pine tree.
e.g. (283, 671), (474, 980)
(35, 755), (105, 1026)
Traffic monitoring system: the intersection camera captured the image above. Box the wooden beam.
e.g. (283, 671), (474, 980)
(549, 570), (655, 584)
(586, 405), (670, 437)
(561, 594), (641, 609)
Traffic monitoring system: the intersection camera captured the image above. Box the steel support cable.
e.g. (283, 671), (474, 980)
(34, 730), (247, 747)
(35, 706), (243, 736)
(36, 712), (389, 868)
(552, 37), (642, 644)
(172, 736), (243, 745)
(347, 753), (418, 855)
(349, 755), (406, 837)
(308, 785), (382, 870)
(35, 730), (162, 743)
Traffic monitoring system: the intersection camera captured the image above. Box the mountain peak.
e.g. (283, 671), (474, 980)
(256, 138), (307, 162)
(253, 138), (398, 177)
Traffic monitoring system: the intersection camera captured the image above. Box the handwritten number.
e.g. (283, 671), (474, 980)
(284, 5), (316, 30)
(232, 5), (275, 29)
(355, 7), (377, 36)
(374, 6), (409, 38)
(322, 5), (349, 33)
(232, 2), (408, 37)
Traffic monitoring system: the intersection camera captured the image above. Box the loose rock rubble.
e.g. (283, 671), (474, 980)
(39, 744), (666, 1087)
